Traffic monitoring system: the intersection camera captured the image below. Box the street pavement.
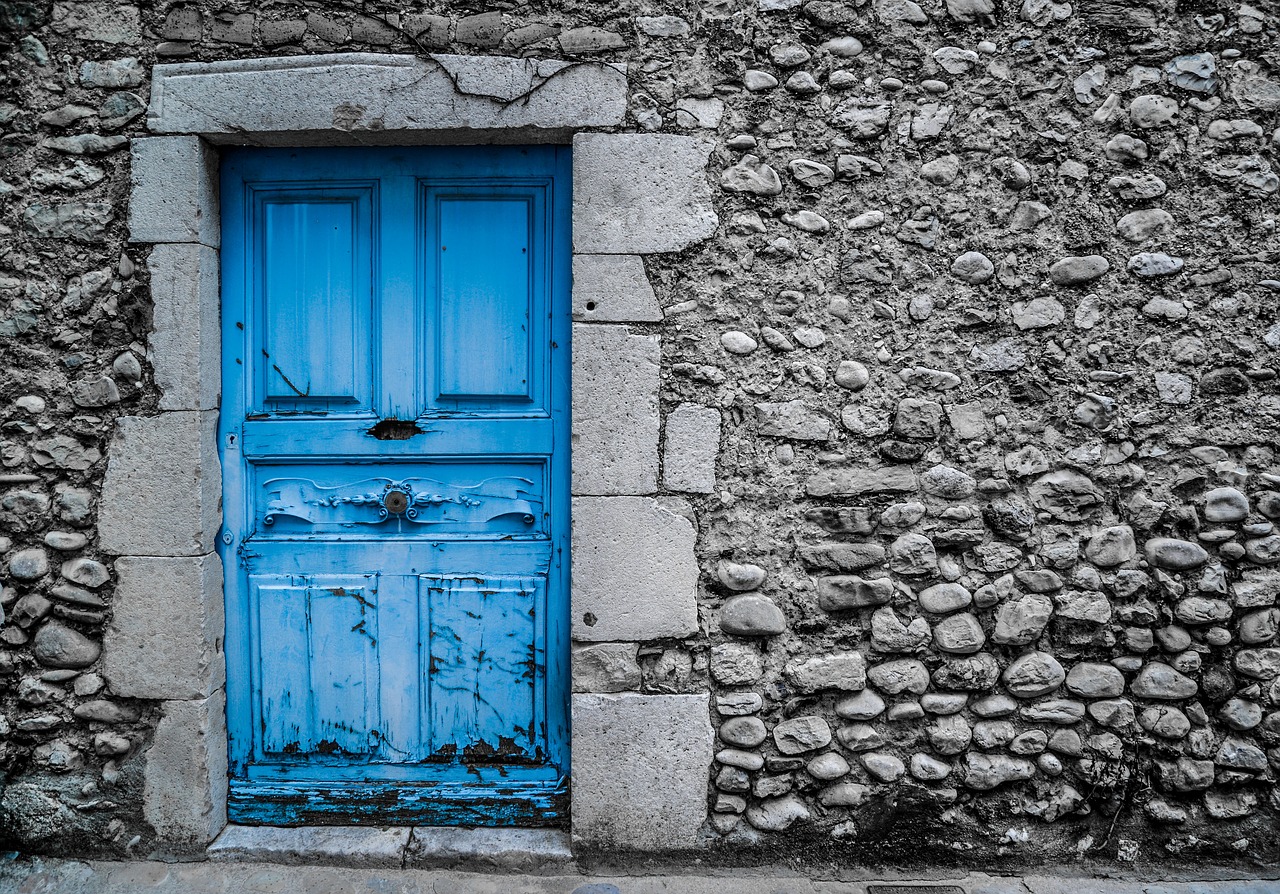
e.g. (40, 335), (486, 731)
(3, 856), (1279, 894)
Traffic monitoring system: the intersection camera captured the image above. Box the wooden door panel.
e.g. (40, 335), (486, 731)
(435, 194), (534, 401)
(422, 575), (544, 763)
(256, 187), (374, 412)
(253, 575), (380, 758)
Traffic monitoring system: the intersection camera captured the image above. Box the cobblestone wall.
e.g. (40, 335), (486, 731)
(2, 0), (1280, 868)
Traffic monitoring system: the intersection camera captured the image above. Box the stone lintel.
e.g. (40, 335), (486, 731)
(571, 693), (712, 852)
(104, 554), (225, 700)
(99, 411), (221, 557)
(147, 53), (627, 144)
(149, 243), (220, 411)
(571, 324), (659, 496)
(144, 691), (229, 853)
(571, 496), (699, 641)
(129, 136), (219, 246)
(572, 133), (718, 254)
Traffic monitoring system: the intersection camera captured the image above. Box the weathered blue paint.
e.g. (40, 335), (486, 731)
(219, 146), (571, 826)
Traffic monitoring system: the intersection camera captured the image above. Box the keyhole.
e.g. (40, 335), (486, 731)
(384, 490), (409, 514)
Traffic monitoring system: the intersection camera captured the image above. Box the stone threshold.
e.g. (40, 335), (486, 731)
(207, 824), (574, 872)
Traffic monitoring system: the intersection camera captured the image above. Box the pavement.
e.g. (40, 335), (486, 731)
(3, 856), (1280, 894)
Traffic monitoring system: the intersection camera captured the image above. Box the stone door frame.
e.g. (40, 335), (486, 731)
(98, 52), (716, 855)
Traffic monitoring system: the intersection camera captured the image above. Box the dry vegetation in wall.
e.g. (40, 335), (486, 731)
(1, 0), (1280, 871)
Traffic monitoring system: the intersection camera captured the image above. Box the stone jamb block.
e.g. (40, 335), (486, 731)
(99, 411), (221, 557)
(149, 243), (221, 411)
(104, 554), (225, 700)
(663, 403), (720, 493)
(146, 53), (628, 144)
(571, 254), (662, 322)
(571, 693), (712, 851)
(572, 324), (660, 496)
(129, 136), (219, 246)
(572, 133), (718, 254)
(572, 496), (699, 641)
(144, 691), (229, 853)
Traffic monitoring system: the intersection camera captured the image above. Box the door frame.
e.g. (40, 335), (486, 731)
(218, 145), (573, 824)
(103, 52), (717, 855)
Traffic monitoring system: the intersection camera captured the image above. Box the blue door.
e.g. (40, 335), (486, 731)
(218, 146), (571, 825)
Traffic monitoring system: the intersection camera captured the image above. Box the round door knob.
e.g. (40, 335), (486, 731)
(383, 489), (409, 515)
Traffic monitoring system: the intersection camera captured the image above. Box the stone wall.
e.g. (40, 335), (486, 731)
(2, 0), (1280, 869)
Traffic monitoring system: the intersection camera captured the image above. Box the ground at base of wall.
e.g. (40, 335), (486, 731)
(2, 856), (1280, 894)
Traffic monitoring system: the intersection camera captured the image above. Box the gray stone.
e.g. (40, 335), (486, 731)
(575, 133), (716, 253)
(59, 558), (108, 588)
(1002, 651), (1065, 697)
(927, 714), (973, 755)
(745, 794), (810, 831)
(720, 155), (783, 196)
(711, 644), (763, 685)
(1064, 662), (1126, 698)
(773, 716), (832, 754)
(572, 497), (697, 641)
(129, 138), (219, 247)
(1139, 705), (1191, 739)
(870, 606), (931, 652)
(861, 752), (906, 782)
(918, 583), (972, 614)
(867, 658), (930, 695)
(806, 466), (916, 497)
(933, 613), (986, 654)
(1144, 538), (1210, 570)
(786, 652), (866, 693)
(920, 464), (976, 498)
(1049, 255), (1110, 285)
(1085, 525), (1136, 567)
(9, 548), (49, 581)
(962, 753), (1036, 790)
(209, 825), (411, 868)
(1235, 648), (1280, 680)
(1239, 608), (1279, 645)
(1173, 597), (1232, 626)
(145, 692), (228, 849)
(836, 690), (886, 720)
(150, 54), (627, 142)
(1198, 486), (1249, 522)
(717, 561), (766, 592)
(719, 594), (786, 637)
(100, 412), (221, 557)
(80, 57), (144, 88)
(148, 244), (220, 411)
(807, 752), (850, 781)
(1131, 662), (1199, 699)
(1116, 209), (1174, 242)
(572, 693), (711, 850)
(22, 202), (113, 241)
(889, 533), (938, 576)
(755, 401), (831, 440)
(103, 554), (222, 699)
(571, 255), (660, 323)
(31, 622), (100, 669)
(719, 716), (767, 748)
(572, 325), (659, 495)
(572, 643), (641, 693)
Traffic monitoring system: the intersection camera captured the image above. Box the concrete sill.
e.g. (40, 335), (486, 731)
(208, 824), (574, 872)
